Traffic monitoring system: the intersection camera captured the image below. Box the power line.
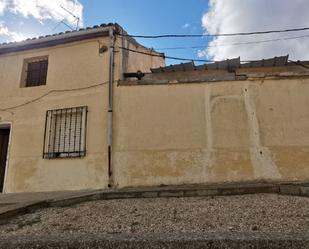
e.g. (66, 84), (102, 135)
(0, 81), (109, 114)
(117, 46), (271, 63)
(118, 46), (309, 70)
(118, 26), (309, 39)
(154, 34), (309, 51)
(117, 46), (215, 62)
(117, 46), (290, 63)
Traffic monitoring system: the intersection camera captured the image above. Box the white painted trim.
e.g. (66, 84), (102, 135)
(0, 122), (12, 193)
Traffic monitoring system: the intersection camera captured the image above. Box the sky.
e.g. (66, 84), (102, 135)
(1, 0), (309, 65)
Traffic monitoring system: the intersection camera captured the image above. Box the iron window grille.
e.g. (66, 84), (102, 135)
(22, 57), (48, 87)
(43, 106), (88, 159)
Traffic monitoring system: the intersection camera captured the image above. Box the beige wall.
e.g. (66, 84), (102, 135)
(0, 34), (165, 193)
(113, 78), (309, 188)
(1, 34), (308, 193)
(0, 38), (113, 192)
(120, 38), (165, 74)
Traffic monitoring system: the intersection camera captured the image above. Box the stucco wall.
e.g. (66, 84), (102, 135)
(0, 38), (112, 192)
(120, 38), (165, 74)
(113, 78), (309, 188)
(0, 34), (166, 193)
(1, 34), (308, 193)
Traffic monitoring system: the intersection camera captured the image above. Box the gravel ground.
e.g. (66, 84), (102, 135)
(0, 194), (308, 236)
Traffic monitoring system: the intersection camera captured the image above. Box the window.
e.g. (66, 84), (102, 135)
(21, 56), (48, 87)
(43, 106), (88, 159)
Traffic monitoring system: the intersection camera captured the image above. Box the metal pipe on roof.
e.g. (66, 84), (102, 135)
(123, 71), (145, 80)
(107, 26), (115, 188)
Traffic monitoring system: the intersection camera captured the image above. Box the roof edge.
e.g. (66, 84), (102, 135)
(0, 23), (117, 55)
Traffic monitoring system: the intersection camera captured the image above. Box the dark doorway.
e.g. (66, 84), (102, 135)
(0, 128), (10, 192)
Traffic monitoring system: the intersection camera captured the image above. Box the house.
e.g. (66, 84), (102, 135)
(1, 23), (309, 193)
(0, 23), (164, 193)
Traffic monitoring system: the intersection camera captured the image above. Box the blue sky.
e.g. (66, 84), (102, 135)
(0, 0), (210, 65)
(1, 1), (309, 64)
(81, 0), (210, 64)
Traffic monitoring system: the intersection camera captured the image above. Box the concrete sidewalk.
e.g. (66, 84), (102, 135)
(0, 182), (308, 221)
(0, 190), (89, 205)
(0, 190), (100, 221)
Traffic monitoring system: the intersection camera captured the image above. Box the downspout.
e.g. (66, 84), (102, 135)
(107, 26), (115, 188)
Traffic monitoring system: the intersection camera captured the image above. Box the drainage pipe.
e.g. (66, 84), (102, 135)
(107, 26), (115, 187)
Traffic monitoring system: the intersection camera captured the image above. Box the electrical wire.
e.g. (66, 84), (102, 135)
(0, 81), (109, 114)
(117, 26), (309, 39)
(117, 46), (264, 63)
(2, 52), (309, 115)
(118, 46), (215, 62)
(2, 60), (309, 115)
(154, 34), (309, 51)
(118, 46), (309, 71)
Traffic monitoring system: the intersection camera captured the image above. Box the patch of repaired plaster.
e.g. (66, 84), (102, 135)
(210, 94), (243, 111)
(205, 85), (213, 150)
(243, 84), (281, 179)
(203, 85), (214, 181)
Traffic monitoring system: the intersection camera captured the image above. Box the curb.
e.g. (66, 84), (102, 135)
(0, 201), (49, 222)
(0, 183), (308, 221)
(50, 183), (280, 207)
(279, 184), (309, 197)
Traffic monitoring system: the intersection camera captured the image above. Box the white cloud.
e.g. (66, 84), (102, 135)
(0, 0), (8, 14)
(0, 23), (9, 36)
(182, 23), (190, 29)
(201, 0), (309, 61)
(10, 0), (83, 28)
(0, 22), (25, 41)
(0, 0), (83, 42)
(9, 30), (26, 41)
